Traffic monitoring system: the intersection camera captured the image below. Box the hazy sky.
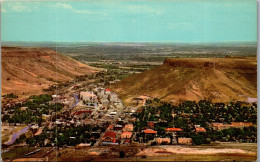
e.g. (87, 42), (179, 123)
(2, 0), (257, 43)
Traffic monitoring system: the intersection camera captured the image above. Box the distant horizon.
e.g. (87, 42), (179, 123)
(1, 40), (257, 45)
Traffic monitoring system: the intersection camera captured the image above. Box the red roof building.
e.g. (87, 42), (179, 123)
(102, 131), (117, 143)
(74, 110), (92, 115)
(148, 122), (154, 127)
(147, 122), (154, 129)
(195, 127), (206, 133)
(165, 128), (183, 132)
(142, 129), (157, 134)
(105, 88), (111, 92)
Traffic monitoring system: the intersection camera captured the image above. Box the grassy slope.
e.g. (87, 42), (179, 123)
(111, 57), (257, 105)
(1, 47), (100, 95)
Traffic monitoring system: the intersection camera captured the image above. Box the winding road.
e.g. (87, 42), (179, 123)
(70, 94), (79, 109)
(5, 125), (32, 145)
(4, 94), (79, 146)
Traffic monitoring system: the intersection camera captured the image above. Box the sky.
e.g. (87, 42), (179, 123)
(1, 0), (257, 43)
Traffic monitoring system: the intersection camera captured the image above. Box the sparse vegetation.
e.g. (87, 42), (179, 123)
(2, 93), (18, 99)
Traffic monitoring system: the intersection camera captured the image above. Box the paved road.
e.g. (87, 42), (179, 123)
(94, 105), (124, 146)
(70, 94), (79, 109)
(5, 125), (32, 145)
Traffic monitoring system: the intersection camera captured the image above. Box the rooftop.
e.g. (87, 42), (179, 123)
(143, 129), (157, 134)
(165, 128), (183, 132)
(196, 127), (206, 133)
(103, 131), (116, 139)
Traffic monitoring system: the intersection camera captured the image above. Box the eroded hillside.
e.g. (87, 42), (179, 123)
(112, 57), (257, 105)
(1, 47), (99, 95)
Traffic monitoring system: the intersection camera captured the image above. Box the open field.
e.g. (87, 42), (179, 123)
(45, 143), (257, 161)
(101, 153), (256, 161)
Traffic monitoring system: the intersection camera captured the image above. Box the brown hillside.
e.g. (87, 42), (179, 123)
(111, 57), (257, 105)
(1, 46), (99, 96)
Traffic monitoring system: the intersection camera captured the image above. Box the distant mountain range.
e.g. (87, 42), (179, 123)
(2, 41), (257, 47)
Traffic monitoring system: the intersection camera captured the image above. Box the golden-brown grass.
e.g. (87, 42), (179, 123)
(112, 57), (257, 105)
(1, 46), (100, 96)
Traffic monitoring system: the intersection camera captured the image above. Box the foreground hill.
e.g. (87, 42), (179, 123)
(1, 47), (99, 95)
(112, 57), (257, 105)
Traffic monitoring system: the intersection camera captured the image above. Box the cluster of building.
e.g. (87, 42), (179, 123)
(79, 88), (123, 109)
(102, 123), (134, 145)
(51, 94), (75, 106)
(100, 121), (197, 145)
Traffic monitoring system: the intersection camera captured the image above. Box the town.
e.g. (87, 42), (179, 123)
(1, 72), (257, 158)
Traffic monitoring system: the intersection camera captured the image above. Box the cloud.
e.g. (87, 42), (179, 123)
(127, 5), (162, 15)
(56, 3), (73, 10)
(55, 3), (106, 15)
(11, 2), (31, 12)
(2, 2), (35, 13)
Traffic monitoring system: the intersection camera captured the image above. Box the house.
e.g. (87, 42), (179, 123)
(211, 123), (230, 130)
(178, 138), (192, 144)
(121, 132), (132, 139)
(147, 122), (154, 129)
(155, 138), (171, 144)
(142, 129), (157, 134)
(109, 93), (118, 102)
(231, 122), (253, 128)
(73, 110), (92, 116)
(105, 88), (111, 95)
(211, 122), (253, 130)
(165, 128), (183, 132)
(102, 131), (117, 144)
(132, 95), (152, 106)
(123, 123), (134, 132)
(195, 127), (206, 133)
(165, 128), (183, 143)
(20, 107), (28, 111)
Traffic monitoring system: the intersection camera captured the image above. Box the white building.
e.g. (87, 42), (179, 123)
(80, 91), (97, 102)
